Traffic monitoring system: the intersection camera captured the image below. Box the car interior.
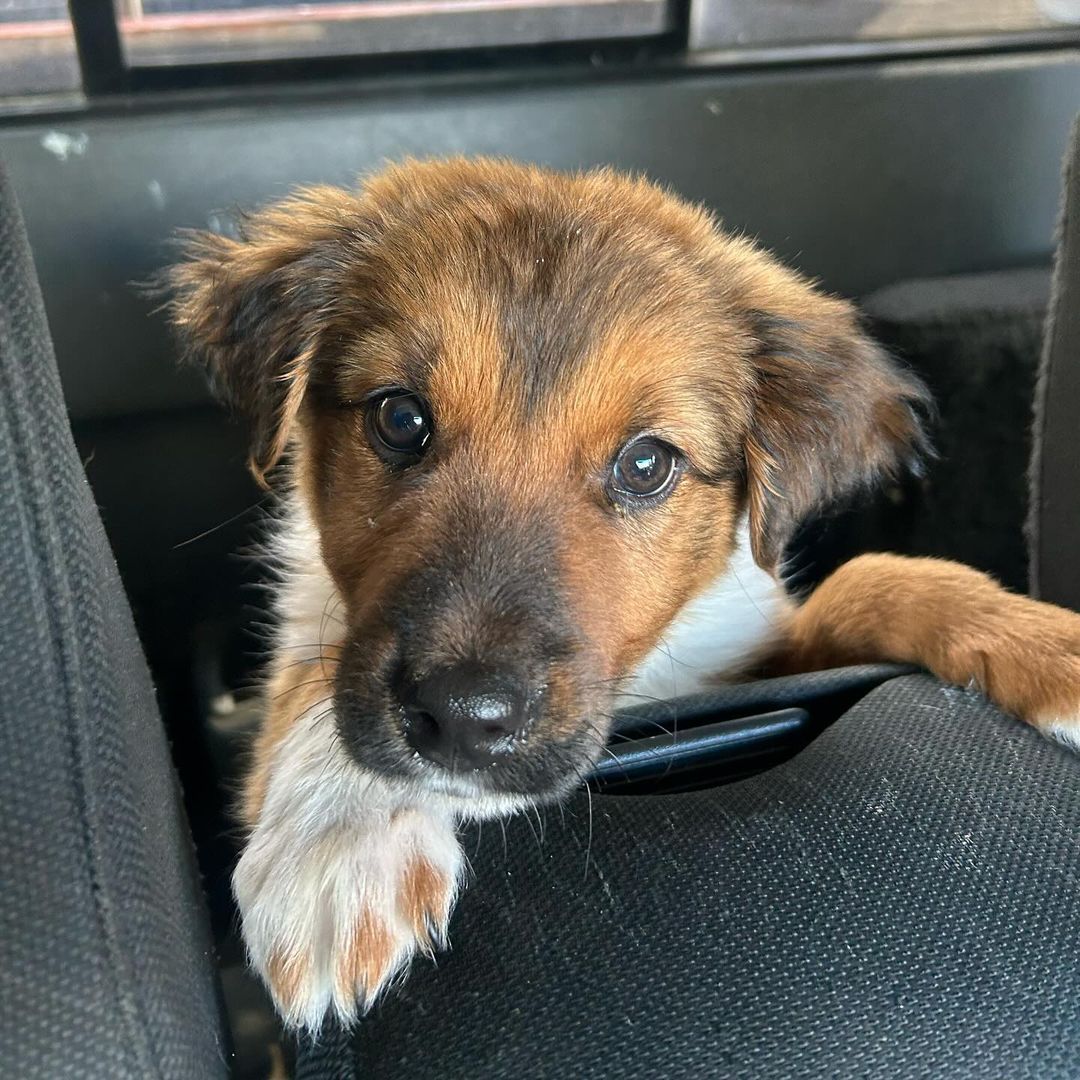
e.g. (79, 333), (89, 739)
(1, 3), (1079, 1077)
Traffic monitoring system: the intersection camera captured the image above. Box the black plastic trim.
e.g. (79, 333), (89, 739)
(591, 707), (810, 787)
(590, 664), (916, 792)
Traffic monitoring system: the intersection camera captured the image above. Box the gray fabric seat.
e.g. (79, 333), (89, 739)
(1030, 117), (1080, 614)
(0, 165), (227, 1078)
(303, 674), (1080, 1080)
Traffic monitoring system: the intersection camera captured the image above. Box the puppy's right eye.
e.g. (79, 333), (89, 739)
(608, 436), (680, 505)
(367, 390), (432, 463)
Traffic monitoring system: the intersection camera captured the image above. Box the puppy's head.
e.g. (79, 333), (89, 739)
(168, 159), (928, 802)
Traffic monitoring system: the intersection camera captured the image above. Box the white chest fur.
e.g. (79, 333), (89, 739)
(620, 526), (791, 704)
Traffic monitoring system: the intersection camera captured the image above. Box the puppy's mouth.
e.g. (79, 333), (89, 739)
(332, 646), (609, 802)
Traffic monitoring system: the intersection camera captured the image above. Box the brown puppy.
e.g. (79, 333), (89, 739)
(167, 158), (1080, 1031)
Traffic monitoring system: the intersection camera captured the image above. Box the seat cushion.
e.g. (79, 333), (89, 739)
(0, 163), (226, 1079)
(1030, 116), (1080, 611)
(298, 674), (1080, 1080)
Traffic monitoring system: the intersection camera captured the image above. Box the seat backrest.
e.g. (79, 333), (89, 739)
(1029, 116), (1080, 612)
(0, 163), (227, 1079)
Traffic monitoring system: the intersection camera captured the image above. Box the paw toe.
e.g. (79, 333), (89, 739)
(265, 947), (327, 1032)
(400, 855), (453, 950)
(1042, 715), (1080, 752)
(338, 906), (400, 1010)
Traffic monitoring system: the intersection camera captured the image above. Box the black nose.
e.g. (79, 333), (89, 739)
(400, 663), (529, 771)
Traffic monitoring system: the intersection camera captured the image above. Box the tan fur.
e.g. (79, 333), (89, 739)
(257, 346), (316, 487)
(242, 652), (340, 829)
(771, 555), (1080, 732)
(266, 948), (312, 1015)
(399, 856), (445, 944)
(339, 907), (395, 1002)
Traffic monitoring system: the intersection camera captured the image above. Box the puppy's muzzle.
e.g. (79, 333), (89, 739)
(398, 662), (533, 772)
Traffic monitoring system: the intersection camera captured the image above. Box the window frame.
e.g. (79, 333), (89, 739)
(61, 0), (676, 97)
(0, 0), (1074, 106)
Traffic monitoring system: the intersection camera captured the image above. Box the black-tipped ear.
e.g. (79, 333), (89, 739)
(163, 186), (363, 486)
(744, 297), (933, 570)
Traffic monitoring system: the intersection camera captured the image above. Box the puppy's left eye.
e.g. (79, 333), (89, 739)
(609, 437), (679, 503)
(367, 390), (432, 463)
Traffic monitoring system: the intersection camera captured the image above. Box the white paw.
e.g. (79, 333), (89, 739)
(234, 804), (463, 1032)
(1042, 715), (1080, 752)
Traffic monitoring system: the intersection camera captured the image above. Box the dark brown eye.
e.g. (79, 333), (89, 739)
(609, 438), (679, 502)
(368, 391), (432, 461)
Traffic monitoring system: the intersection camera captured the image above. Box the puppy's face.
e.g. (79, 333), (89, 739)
(169, 159), (927, 802)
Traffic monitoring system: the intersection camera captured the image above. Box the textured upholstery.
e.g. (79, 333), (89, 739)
(0, 164), (227, 1078)
(300, 675), (1080, 1079)
(862, 268), (1048, 593)
(1030, 117), (1080, 612)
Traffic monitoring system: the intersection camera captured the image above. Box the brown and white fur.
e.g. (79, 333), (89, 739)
(166, 158), (1080, 1033)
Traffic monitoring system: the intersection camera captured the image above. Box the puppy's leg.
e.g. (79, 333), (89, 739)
(773, 554), (1080, 746)
(234, 699), (463, 1032)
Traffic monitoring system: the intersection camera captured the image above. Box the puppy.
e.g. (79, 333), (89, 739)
(167, 158), (1080, 1032)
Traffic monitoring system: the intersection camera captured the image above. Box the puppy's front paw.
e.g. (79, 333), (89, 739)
(234, 806), (463, 1032)
(967, 596), (1080, 750)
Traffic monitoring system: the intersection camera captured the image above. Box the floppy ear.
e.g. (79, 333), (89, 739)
(164, 187), (363, 486)
(743, 286), (932, 570)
